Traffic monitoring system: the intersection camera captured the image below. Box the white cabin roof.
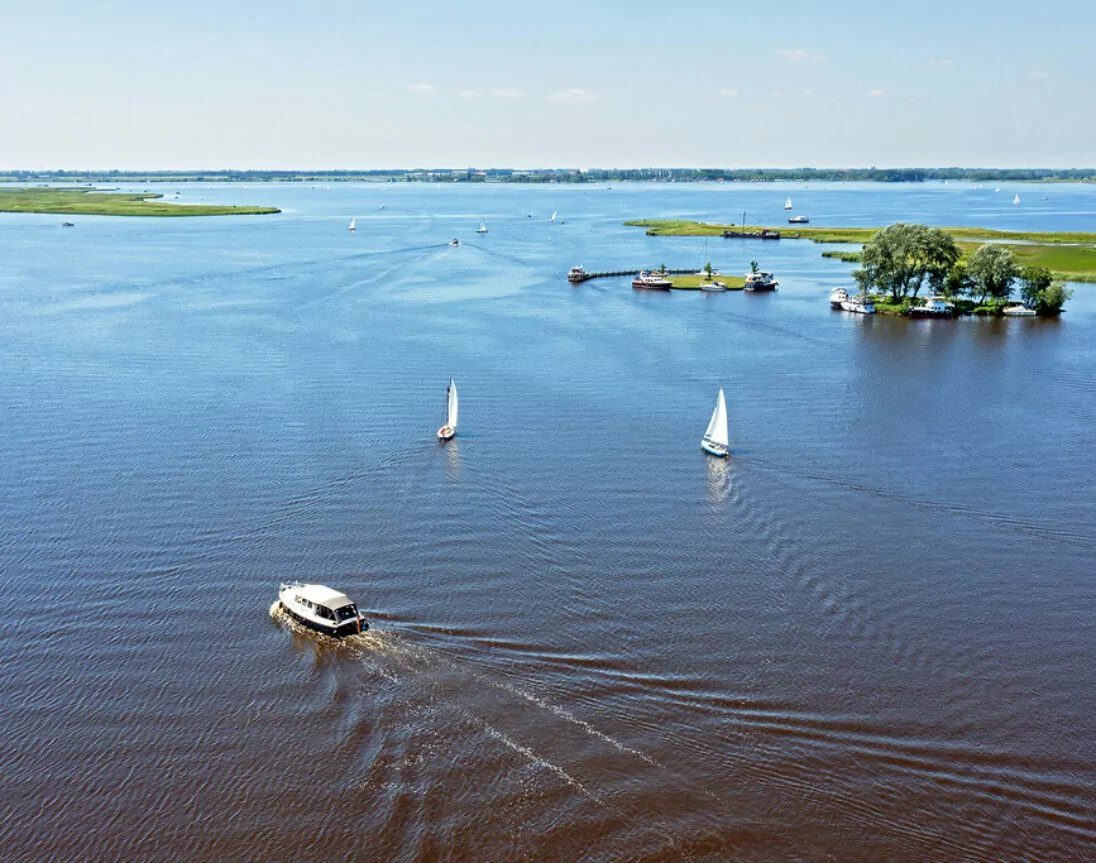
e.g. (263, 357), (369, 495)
(296, 584), (352, 608)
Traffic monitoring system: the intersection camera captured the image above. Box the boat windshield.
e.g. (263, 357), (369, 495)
(334, 604), (358, 621)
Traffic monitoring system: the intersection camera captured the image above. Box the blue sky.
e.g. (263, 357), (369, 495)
(1, 0), (1093, 169)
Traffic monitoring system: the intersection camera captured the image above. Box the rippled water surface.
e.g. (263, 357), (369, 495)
(2, 182), (1095, 861)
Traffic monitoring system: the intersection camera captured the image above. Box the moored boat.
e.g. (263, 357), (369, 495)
(699, 281), (727, 292)
(701, 387), (730, 458)
(830, 287), (849, 308)
(841, 294), (876, 314)
(632, 270), (673, 290)
(1003, 304), (1038, 317)
(909, 295), (955, 317)
(744, 271), (778, 291)
(278, 582), (368, 637)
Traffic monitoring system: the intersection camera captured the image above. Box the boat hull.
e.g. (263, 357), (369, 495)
(278, 600), (367, 637)
(701, 440), (730, 458)
(632, 280), (672, 290)
(438, 426), (456, 440)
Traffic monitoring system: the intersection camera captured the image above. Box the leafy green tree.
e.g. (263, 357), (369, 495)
(659, 263), (667, 275)
(859, 223), (961, 302)
(1035, 281), (1073, 316)
(942, 261), (973, 299)
(967, 244), (1019, 304)
(1018, 265), (1053, 308)
(749, 259), (759, 274)
(705, 261), (714, 280)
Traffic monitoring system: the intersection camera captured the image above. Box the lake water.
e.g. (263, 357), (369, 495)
(2, 182), (1094, 861)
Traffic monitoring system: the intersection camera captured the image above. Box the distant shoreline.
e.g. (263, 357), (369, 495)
(0, 187), (280, 217)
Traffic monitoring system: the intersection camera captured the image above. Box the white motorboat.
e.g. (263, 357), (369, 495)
(349, 217), (356, 231)
(437, 377), (459, 441)
(278, 582), (367, 637)
(701, 387), (730, 458)
(788, 215), (810, 224)
(830, 288), (849, 308)
(841, 294), (876, 314)
(1003, 304), (1037, 317)
(909, 295), (955, 317)
(744, 271), (778, 291)
(699, 281), (728, 292)
(568, 266), (588, 283)
(632, 270), (673, 290)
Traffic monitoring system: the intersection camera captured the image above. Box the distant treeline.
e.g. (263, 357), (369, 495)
(4, 167), (1095, 184)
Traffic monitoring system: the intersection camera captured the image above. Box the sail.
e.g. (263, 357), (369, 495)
(349, 218), (355, 230)
(785, 198), (792, 209)
(447, 378), (458, 429)
(703, 388), (729, 447)
(1013, 194), (1020, 205)
(550, 211), (557, 222)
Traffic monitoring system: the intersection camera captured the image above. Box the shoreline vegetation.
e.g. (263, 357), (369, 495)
(3, 168), (1096, 184)
(624, 220), (1096, 284)
(0, 187), (280, 217)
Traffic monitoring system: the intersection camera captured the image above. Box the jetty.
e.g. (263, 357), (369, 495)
(568, 266), (699, 284)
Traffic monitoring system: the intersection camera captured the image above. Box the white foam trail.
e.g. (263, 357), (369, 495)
(481, 724), (605, 806)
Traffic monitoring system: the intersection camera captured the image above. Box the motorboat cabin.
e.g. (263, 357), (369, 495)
(744, 271), (778, 291)
(830, 287), (849, 308)
(278, 582), (368, 637)
(568, 266), (589, 283)
(632, 270), (673, 290)
(909, 295), (955, 317)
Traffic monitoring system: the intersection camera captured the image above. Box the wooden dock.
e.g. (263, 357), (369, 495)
(568, 267), (698, 284)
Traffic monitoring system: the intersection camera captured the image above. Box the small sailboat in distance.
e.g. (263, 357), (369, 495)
(437, 378), (459, 441)
(476, 220), (488, 234)
(701, 388), (730, 458)
(550, 211), (558, 223)
(1013, 193), (1021, 205)
(349, 217), (356, 231)
(785, 197), (793, 210)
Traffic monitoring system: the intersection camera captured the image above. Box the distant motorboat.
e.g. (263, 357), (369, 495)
(699, 281), (727, 292)
(701, 388), (730, 458)
(61, 221), (75, 227)
(841, 294), (876, 314)
(632, 270), (673, 290)
(788, 215), (810, 224)
(744, 271), (778, 291)
(785, 197), (793, 210)
(1013, 194), (1021, 205)
(349, 217), (356, 231)
(476, 221), (487, 234)
(437, 378), (459, 441)
(1003, 304), (1038, 317)
(568, 266), (589, 283)
(830, 287), (849, 308)
(909, 294), (955, 317)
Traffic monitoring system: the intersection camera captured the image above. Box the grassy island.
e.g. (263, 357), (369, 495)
(624, 219), (1096, 283)
(668, 274), (746, 290)
(0, 187), (280, 217)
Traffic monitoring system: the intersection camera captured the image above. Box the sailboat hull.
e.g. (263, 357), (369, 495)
(701, 440), (729, 458)
(438, 426), (456, 441)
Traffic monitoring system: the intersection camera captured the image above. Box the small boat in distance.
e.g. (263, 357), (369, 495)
(788, 215), (810, 224)
(449, 238), (461, 246)
(841, 294), (876, 314)
(1013, 194), (1021, 205)
(785, 197), (793, 210)
(1003, 304), (1038, 317)
(701, 388), (730, 458)
(550, 211), (558, 223)
(568, 266), (589, 283)
(349, 218), (356, 231)
(632, 270), (673, 290)
(830, 287), (849, 308)
(909, 295), (955, 317)
(744, 271), (778, 291)
(437, 378), (459, 441)
(476, 221), (488, 234)
(61, 221), (75, 227)
(700, 281), (728, 292)
(278, 582), (368, 637)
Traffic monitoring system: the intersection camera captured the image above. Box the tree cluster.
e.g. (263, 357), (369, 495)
(853, 224), (1072, 314)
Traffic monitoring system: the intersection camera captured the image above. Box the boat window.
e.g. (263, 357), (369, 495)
(335, 605), (357, 621)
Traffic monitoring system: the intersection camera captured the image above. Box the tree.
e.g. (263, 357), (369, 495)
(659, 263), (667, 275)
(967, 244), (1019, 304)
(1036, 282), (1073, 315)
(942, 261), (972, 299)
(858, 223), (961, 302)
(749, 259), (759, 274)
(705, 261), (714, 280)
(1019, 265), (1053, 308)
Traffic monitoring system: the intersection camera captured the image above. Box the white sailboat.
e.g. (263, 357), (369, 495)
(1013, 193), (1021, 205)
(701, 388), (730, 458)
(784, 197), (793, 210)
(349, 217), (356, 231)
(550, 211), (558, 223)
(476, 220), (488, 233)
(437, 378), (459, 441)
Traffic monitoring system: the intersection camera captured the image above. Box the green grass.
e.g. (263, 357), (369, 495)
(0, 187), (280, 217)
(626, 219), (1096, 283)
(668, 274), (746, 290)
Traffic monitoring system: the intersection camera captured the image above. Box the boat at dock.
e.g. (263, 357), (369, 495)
(841, 294), (875, 314)
(830, 288), (849, 308)
(278, 582), (368, 637)
(788, 215), (810, 224)
(700, 281), (727, 292)
(722, 229), (781, 240)
(1003, 304), (1038, 317)
(909, 295), (956, 318)
(744, 271), (778, 291)
(437, 378), (459, 441)
(632, 270), (673, 290)
(701, 388), (730, 458)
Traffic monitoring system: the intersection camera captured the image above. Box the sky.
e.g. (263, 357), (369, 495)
(1, 0), (1093, 169)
